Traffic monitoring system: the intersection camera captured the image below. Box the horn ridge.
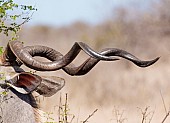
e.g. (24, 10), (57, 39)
(7, 41), (159, 74)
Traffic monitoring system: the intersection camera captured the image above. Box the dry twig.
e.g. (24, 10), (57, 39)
(112, 106), (126, 123)
(82, 109), (98, 123)
(160, 90), (170, 123)
(161, 111), (170, 123)
(137, 106), (154, 123)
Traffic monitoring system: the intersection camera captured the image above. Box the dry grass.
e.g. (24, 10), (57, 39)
(1, 0), (170, 122)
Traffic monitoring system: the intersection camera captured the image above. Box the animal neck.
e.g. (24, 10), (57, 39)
(0, 66), (42, 123)
(0, 90), (38, 123)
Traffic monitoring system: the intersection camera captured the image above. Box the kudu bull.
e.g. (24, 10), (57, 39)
(0, 41), (159, 123)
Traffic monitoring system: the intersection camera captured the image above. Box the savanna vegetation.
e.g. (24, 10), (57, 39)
(1, 0), (170, 122)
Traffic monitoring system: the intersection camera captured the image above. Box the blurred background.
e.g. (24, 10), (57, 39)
(1, 0), (170, 122)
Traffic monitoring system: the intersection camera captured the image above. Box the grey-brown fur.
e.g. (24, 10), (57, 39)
(0, 89), (37, 123)
(0, 66), (38, 123)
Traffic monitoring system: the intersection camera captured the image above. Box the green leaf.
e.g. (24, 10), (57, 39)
(0, 91), (8, 96)
(0, 0), (37, 39)
(0, 47), (3, 55)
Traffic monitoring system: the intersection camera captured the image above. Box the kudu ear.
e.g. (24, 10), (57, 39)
(36, 76), (65, 97)
(6, 72), (42, 94)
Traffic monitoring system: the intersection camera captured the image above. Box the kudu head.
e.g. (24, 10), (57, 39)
(0, 41), (159, 123)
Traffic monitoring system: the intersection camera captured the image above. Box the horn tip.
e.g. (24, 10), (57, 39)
(138, 57), (160, 67)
